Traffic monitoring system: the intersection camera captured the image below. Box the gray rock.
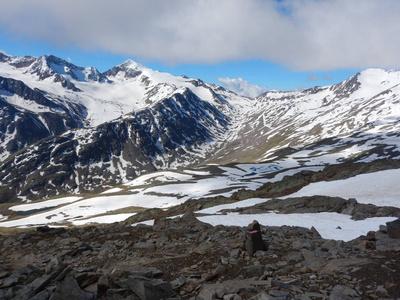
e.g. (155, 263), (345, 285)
(49, 274), (85, 300)
(242, 265), (265, 278)
(216, 287), (227, 298)
(269, 289), (290, 298)
(329, 285), (359, 299)
(386, 219), (400, 239)
(127, 277), (174, 300)
(214, 264), (227, 275)
(1, 274), (20, 288)
(223, 294), (242, 300)
(230, 248), (241, 258)
(29, 289), (52, 300)
(133, 241), (156, 250)
(292, 239), (315, 250)
(271, 280), (292, 290)
(197, 288), (216, 300)
(59, 237), (79, 245)
(302, 258), (327, 271)
(302, 292), (326, 299)
(170, 275), (186, 290)
(284, 251), (303, 262)
(193, 242), (211, 255)
(379, 225), (387, 233)
(0, 271), (9, 279)
(301, 249), (316, 260)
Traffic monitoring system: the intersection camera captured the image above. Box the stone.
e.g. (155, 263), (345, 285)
(127, 278), (174, 300)
(242, 265), (266, 278)
(379, 225), (387, 233)
(269, 289), (290, 298)
(1, 274), (20, 288)
(301, 249), (316, 260)
(292, 239), (314, 250)
(0, 271), (9, 279)
(133, 241), (156, 250)
(285, 251), (303, 262)
(193, 242), (211, 255)
(357, 240), (375, 250)
(304, 292), (326, 299)
(171, 275), (186, 290)
(302, 258), (327, 272)
(59, 237), (79, 245)
(376, 285), (388, 295)
(386, 219), (400, 239)
(329, 285), (359, 299)
(216, 287), (227, 298)
(245, 220), (267, 256)
(197, 288), (216, 300)
(49, 274), (85, 300)
(230, 248), (241, 258)
(214, 264), (227, 275)
(224, 294), (242, 300)
(271, 280), (292, 290)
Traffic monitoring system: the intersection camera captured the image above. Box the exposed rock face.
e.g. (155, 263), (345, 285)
(231, 159), (400, 201)
(0, 88), (229, 202)
(0, 76), (87, 161)
(1, 215), (400, 299)
(386, 219), (400, 239)
(222, 196), (400, 221)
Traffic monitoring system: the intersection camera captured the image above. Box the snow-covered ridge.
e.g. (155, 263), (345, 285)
(0, 53), (250, 127)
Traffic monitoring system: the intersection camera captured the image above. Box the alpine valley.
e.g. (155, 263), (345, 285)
(2, 54), (400, 300)
(0, 53), (400, 225)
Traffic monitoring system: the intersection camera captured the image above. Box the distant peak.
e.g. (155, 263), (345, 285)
(119, 59), (144, 70)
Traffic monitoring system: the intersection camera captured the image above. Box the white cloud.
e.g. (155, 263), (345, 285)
(1, 0), (400, 71)
(218, 77), (268, 97)
(307, 75), (319, 81)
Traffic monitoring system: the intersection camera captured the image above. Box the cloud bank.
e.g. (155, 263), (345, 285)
(1, 0), (400, 71)
(218, 77), (268, 97)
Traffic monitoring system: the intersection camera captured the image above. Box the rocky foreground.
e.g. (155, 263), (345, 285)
(1, 212), (400, 300)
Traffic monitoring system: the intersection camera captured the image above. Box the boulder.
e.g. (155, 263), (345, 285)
(49, 274), (85, 300)
(386, 219), (400, 239)
(127, 277), (174, 300)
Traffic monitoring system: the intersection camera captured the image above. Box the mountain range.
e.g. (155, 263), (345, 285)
(0, 53), (400, 203)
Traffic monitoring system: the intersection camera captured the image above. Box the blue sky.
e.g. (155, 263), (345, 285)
(1, 0), (399, 95)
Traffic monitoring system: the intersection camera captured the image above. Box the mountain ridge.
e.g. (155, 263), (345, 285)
(1, 53), (400, 202)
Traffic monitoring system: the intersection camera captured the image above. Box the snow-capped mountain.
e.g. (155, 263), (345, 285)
(0, 53), (400, 202)
(0, 53), (248, 163)
(212, 68), (400, 164)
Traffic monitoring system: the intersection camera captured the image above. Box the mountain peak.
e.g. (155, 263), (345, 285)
(104, 59), (147, 79)
(119, 59), (145, 70)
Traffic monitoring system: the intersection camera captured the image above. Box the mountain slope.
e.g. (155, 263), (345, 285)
(0, 88), (231, 201)
(210, 69), (400, 164)
(0, 54), (400, 203)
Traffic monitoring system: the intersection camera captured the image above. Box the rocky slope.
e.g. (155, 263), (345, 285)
(1, 208), (400, 299)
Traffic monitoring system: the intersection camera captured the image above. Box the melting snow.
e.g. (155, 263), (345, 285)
(285, 169), (400, 208)
(9, 196), (83, 212)
(197, 212), (395, 242)
(72, 213), (136, 226)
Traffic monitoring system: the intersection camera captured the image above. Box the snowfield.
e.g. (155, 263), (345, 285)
(284, 169), (400, 208)
(1, 166), (398, 242)
(1, 56), (400, 243)
(197, 212), (396, 242)
(8, 196), (83, 212)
